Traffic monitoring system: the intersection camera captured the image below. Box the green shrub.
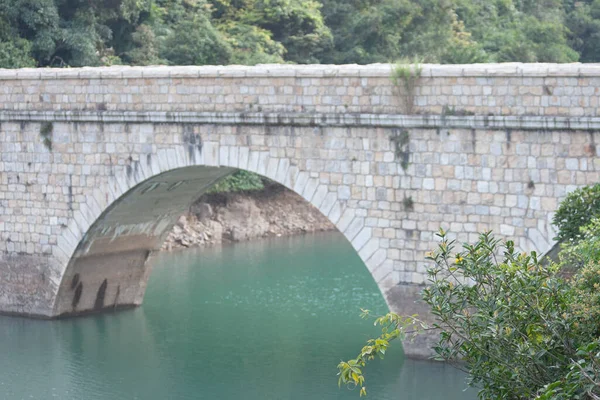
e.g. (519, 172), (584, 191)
(422, 231), (579, 399)
(340, 228), (600, 399)
(537, 340), (600, 400)
(553, 184), (600, 242)
(0, 39), (36, 68)
(537, 257), (600, 399)
(557, 217), (600, 274)
(160, 14), (232, 65)
(209, 170), (264, 193)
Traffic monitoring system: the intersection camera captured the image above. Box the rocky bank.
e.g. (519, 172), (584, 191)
(162, 184), (336, 251)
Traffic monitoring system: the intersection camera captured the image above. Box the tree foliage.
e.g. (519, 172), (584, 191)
(161, 13), (232, 65)
(1, 0), (600, 68)
(341, 186), (600, 398)
(423, 231), (578, 399)
(557, 217), (600, 274)
(553, 184), (600, 242)
(340, 227), (600, 399)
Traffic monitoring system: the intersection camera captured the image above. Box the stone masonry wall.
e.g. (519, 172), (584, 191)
(0, 64), (598, 319)
(1, 63), (600, 116)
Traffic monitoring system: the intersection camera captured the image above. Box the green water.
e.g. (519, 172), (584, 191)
(0, 233), (474, 399)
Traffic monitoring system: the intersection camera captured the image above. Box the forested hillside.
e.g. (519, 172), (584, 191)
(1, 0), (599, 68)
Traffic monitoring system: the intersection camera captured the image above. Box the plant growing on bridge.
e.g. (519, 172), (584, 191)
(390, 130), (410, 171)
(401, 195), (414, 211)
(339, 228), (600, 399)
(209, 170), (265, 193)
(391, 60), (422, 114)
(40, 122), (53, 151)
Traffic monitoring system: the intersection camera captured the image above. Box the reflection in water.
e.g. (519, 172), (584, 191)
(0, 233), (475, 399)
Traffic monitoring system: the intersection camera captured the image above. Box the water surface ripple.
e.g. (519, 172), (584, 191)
(0, 233), (474, 399)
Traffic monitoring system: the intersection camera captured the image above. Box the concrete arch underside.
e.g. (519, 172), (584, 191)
(51, 147), (388, 317)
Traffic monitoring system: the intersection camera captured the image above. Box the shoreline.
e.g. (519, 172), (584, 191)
(162, 184), (336, 251)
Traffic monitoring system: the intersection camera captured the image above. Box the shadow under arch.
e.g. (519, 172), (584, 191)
(52, 147), (391, 317)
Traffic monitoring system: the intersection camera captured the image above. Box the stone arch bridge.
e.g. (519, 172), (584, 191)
(0, 63), (598, 324)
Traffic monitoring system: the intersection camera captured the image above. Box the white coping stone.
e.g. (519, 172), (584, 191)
(105, 180), (121, 206)
(139, 156), (158, 182)
(238, 147), (250, 171)
(336, 208), (356, 233)
(319, 192), (338, 218)
(52, 244), (70, 265)
(367, 249), (388, 272)
(175, 147), (189, 169)
(247, 151), (260, 173)
(86, 193), (103, 221)
(65, 220), (82, 245)
(293, 171), (309, 195)
(327, 201), (343, 225)
(156, 150), (170, 174)
(167, 148), (179, 170)
(528, 228), (552, 253)
(372, 260), (393, 281)
(311, 185), (329, 209)
(149, 152), (162, 175)
(275, 158), (290, 184)
(114, 172), (130, 197)
(141, 66), (172, 78)
(204, 142), (219, 166)
(15, 69), (41, 80)
(283, 165), (299, 189)
(56, 235), (76, 261)
(302, 178), (319, 203)
(2, 63), (600, 80)
(229, 146), (239, 169)
(256, 152), (270, 176)
(219, 146), (229, 168)
(121, 67), (145, 79)
(358, 238), (380, 261)
(58, 226), (77, 251)
(266, 157), (279, 181)
(344, 217), (365, 242)
(352, 227), (372, 252)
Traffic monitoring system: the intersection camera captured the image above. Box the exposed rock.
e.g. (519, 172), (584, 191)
(191, 202), (213, 223)
(162, 184), (335, 251)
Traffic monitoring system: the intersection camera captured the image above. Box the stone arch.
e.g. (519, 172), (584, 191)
(50, 144), (391, 317)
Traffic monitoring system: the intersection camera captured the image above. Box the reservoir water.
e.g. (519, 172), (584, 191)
(0, 233), (474, 399)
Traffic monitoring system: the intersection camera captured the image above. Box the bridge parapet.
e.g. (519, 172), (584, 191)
(1, 63), (600, 116)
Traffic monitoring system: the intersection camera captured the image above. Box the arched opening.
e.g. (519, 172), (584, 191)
(52, 163), (387, 317)
(0, 174), (474, 400)
(53, 166), (234, 316)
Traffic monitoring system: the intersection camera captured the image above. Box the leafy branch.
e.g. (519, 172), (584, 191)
(337, 310), (427, 397)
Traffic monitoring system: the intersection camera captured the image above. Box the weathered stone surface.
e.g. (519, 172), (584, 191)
(191, 203), (213, 223)
(3, 63), (600, 116)
(163, 186), (336, 251)
(0, 65), (598, 345)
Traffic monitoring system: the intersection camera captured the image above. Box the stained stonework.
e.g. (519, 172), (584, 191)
(0, 64), (599, 326)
